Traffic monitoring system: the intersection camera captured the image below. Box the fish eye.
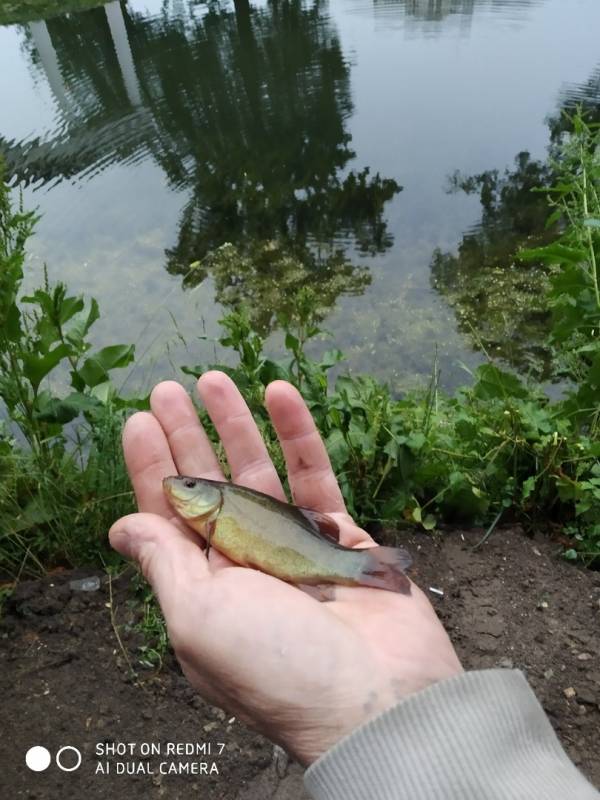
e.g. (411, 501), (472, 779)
(183, 479), (196, 489)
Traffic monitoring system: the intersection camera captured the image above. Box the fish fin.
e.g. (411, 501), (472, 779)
(358, 546), (412, 594)
(296, 583), (336, 602)
(205, 519), (216, 560)
(295, 507), (340, 542)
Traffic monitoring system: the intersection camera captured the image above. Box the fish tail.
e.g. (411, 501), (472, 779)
(357, 546), (412, 594)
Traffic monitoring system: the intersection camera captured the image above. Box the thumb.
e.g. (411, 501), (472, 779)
(109, 513), (208, 610)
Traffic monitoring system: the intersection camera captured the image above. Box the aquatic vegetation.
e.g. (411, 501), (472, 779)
(431, 152), (556, 377)
(183, 240), (371, 336)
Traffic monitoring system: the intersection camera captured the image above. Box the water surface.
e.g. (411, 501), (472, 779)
(1, 0), (599, 391)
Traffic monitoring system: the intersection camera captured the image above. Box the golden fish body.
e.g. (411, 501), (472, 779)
(163, 476), (411, 594)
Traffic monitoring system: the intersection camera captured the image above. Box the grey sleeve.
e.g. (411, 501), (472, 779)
(304, 669), (599, 800)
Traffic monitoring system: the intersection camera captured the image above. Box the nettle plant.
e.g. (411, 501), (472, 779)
(0, 168), (141, 572)
(0, 174), (140, 455)
(519, 112), (600, 560)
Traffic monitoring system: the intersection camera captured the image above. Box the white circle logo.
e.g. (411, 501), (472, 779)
(25, 746), (51, 772)
(56, 746), (82, 772)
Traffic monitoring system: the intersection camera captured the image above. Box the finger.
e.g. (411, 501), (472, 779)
(198, 371), (285, 500)
(123, 412), (176, 517)
(328, 512), (375, 548)
(265, 381), (347, 514)
(150, 381), (223, 480)
(109, 512), (209, 619)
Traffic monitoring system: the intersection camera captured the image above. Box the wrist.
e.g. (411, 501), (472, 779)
(291, 659), (464, 765)
(305, 670), (598, 800)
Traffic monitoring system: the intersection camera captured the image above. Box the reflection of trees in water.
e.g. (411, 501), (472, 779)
(125, 0), (401, 283)
(2, 0), (401, 331)
(548, 62), (600, 140)
(372, 0), (535, 32)
(0, 1), (103, 26)
(432, 61), (600, 378)
(371, 0), (477, 36)
(400, 0), (475, 20)
(431, 153), (555, 377)
(184, 240), (371, 334)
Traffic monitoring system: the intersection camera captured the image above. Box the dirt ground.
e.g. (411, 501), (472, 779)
(1, 526), (599, 798)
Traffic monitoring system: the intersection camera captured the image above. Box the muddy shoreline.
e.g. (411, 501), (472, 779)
(2, 527), (599, 798)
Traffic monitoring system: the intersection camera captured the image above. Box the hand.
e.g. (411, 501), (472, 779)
(109, 372), (462, 765)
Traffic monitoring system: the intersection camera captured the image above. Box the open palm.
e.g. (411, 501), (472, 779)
(110, 371), (461, 764)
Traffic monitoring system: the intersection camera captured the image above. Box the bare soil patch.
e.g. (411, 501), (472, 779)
(1, 526), (599, 798)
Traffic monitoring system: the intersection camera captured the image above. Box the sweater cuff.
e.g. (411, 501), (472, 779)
(304, 669), (598, 800)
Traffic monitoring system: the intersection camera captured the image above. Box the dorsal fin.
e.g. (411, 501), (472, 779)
(295, 507), (340, 542)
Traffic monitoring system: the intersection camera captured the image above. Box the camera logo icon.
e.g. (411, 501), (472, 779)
(25, 745), (82, 772)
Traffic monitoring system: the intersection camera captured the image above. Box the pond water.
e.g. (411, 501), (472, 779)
(1, 0), (600, 393)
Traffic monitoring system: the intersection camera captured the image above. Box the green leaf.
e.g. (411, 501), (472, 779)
(480, 426), (498, 437)
(519, 242), (587, 265)
(406, 431), (426, 451)
(449, 470), (466, 488)
(328, 407), (343, 428)
(555, 476), (580, 502)
(473, 363), (528, 400)
(5, 302), (22, 342)
(422, 514), (437, 531)
(181, 364), (203, 378)
(113, 393), (151, 412)
(584, 354), (600, 390)
(65, 298), (100, 346)
(285, 333), (299, 352)
(78, 344), (134, 388)
(549, 262), (594, 305)
(58, 295), (84, 325)
(326, 429), (349, 467)
(348, 421), (375, 454)
(334, 376), (359, 403)
(34, 392), (101, 424)
(35, 315), (62, 353)
(22, 288), (53, 315)
(383, 439), (399, 459)
(90, 381), (115, 403)
(522, 476), (536, 501)
(544, 208), (562, 229)
(518, 402), (552, 436)
(320, 349), (344, 369)
(22, 344), (70, 391)
(5, 496), (59, 535)
(455, 416), (477, 441)
(259, 359), (289, 385)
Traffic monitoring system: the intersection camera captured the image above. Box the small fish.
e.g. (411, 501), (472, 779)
(163, 476), (412, 594)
